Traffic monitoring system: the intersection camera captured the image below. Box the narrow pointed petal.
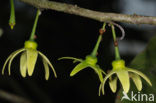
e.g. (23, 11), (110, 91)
(130, 73), (142, 91)
(102, 70), (116, 94)
(26, 49), (38, 76)
(70, 62), (88, 76)
(100, 68), (106, 75)
(8, 49), (25, 75)
(98, 83), (102, 96)
(38, 52), (57, 78)
(20, 52), (27, 77)
(90, 65), (104, 82)
(127, 68), (152, 86)
(42, 59), (50, 80)
(116, 70), (130, 93)
(109, 77), (117, 93)
(98, 71), (104, 83)
(2, 49), (25, 75)
(58, 57), (83, 63)
(2, 54), (13, 75)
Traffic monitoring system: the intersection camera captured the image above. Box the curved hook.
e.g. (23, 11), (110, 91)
(109, 22), (125, 41)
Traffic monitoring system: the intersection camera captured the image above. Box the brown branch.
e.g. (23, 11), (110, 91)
(0, 90), (33, 103)
(18, 0), (156, 25)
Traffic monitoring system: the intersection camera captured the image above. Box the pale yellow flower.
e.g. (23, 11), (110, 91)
(101, 60), (152, 94)
(2, 40), (57, 80)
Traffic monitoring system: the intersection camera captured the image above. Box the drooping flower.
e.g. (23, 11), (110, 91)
(2, 40), (57, 80)
(59, 55), (106, 83)
(59, 24), (106, 95)
(3, 9), (57, 80)
(101, 23), (152, 95)
(102, 59), (152, 94)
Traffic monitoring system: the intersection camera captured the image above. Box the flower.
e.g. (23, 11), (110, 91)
(59, 55), (105, 81)
(2, 40), (57, 80)
(101, 59), (152, 94)
(59, 55), (106, 95)
(59, 24), (106, 95)
(59, 31), (106, 95)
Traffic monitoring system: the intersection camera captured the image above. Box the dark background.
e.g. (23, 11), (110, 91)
(0, 0), (156, 103)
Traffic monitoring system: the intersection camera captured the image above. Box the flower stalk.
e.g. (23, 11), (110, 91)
(91, 23), (106, 57)
(29, 9), (41, 41)
(111, 24), (121, 60)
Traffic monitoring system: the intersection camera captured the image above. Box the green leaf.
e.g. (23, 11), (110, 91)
(115, 36), (156, 103)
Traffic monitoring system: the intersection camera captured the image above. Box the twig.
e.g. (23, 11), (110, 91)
(18, 0), (156, 25)
(0, 90), (33, 103)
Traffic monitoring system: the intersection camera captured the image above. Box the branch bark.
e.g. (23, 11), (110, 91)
(19, 0), (156, 25)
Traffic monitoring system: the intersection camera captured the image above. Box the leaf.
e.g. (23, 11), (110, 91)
(115, 36), (156, 103)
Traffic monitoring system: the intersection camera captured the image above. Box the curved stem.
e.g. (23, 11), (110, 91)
(91, 23), (106, 57)
(29, 9), (41, 41)
(111, 24), (121, 60)
(9, 0), (15, 29)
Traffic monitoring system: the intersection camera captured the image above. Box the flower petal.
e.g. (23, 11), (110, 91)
(127, 68), (152, 86)
(20, 52), (27, 77)
(58, 57), (83, 63)
(2, 49), (25, 75)
(109, 77), (117, 93)
(98, 83), (102, 96)
(102, 70), (116, 95)
(42, 59), (50, 80)
(130, 73), (142, 91)
(89, 65), (105, 82)
(99, 68), (106, 75)
(116, 70), (130, 93)
(2, 54), (14, 75)
(8, 48), (25, 75)
(26, 49), (38, 76)
(38, 51), (57, 78)
(70, 62), (88, 76)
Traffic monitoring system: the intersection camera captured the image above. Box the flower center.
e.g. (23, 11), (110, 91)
(24, 40), (38, 50)
(112, 60), (125, 70)
(85, 55), (97, 65)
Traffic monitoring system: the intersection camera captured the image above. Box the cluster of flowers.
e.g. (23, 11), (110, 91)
(59, 24), (152, 95)
(4, 0), (151, 96)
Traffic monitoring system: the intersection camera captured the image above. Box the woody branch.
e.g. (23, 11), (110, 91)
(19, 0), (156, 25)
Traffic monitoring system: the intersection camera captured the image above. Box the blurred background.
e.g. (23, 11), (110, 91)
(0, 0), (156, 103)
